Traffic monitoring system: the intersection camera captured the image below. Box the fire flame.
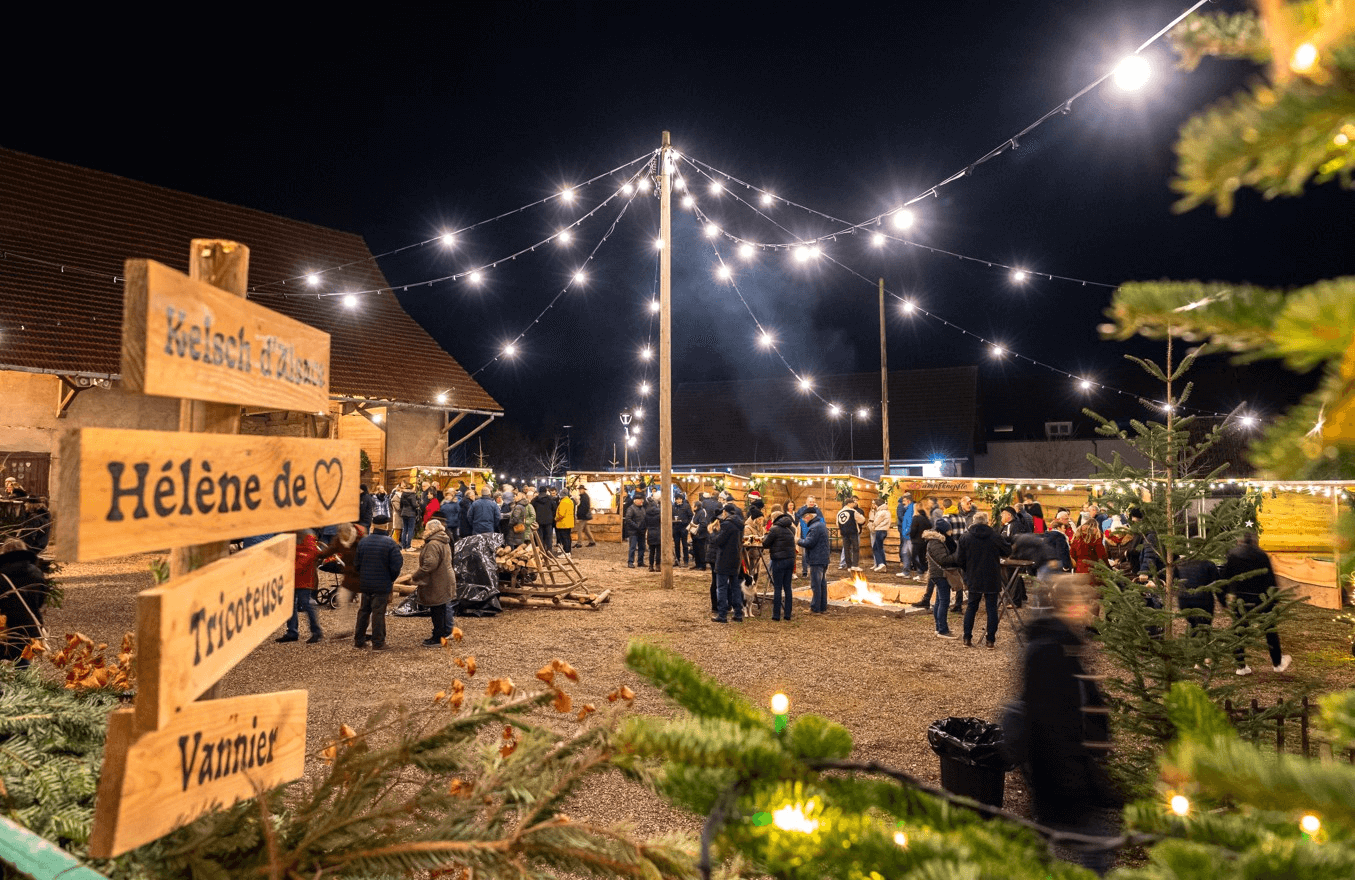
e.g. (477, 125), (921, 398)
(848, 574), (885, 606)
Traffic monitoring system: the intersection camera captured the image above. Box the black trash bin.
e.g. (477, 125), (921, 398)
(927, 717), (1011, 808)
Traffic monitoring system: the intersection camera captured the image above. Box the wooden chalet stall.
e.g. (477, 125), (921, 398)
(386, 466), (493, 495)
(751, 473), (877, 551)
(566, 472), (752, 543)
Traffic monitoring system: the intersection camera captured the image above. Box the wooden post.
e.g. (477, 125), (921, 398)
(879, 277), (889, 477)
(171, 240), (247, 702)
(659, 131), (674, 589)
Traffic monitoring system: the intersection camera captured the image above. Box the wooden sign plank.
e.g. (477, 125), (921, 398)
(1257, 491), (1335, 552)
(57, 428), (358, 561)
(122, 259), (331, 412)
(89, 690), (308, 858)
(135, 534), (296, 732)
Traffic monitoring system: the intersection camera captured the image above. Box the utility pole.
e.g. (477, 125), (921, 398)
(879, 277), (890, 478)
(658, 132), (675, 589)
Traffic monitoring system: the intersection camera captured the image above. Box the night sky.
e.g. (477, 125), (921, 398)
(5, 1), (1351, 469)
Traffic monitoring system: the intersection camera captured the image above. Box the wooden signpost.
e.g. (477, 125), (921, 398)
(83, 240), (344, 857)
(121, 259), (331, 413)
(58, 428), (358, 561)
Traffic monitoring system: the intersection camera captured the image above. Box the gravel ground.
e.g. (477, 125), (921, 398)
(47, 541), (1351, 841)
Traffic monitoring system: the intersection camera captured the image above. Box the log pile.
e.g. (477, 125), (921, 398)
(495, 543), (540, 573)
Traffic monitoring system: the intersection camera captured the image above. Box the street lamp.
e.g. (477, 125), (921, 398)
(620, 411), (633, 472)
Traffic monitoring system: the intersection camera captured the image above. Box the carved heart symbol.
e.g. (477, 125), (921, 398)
(313, 458), (344, 511)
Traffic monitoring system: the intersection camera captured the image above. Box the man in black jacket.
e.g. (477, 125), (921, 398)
(623, 495), (646, 568)
(762, 511), (797, 621)
(709, 503), (746, 622)
(1224, 531), (1291, 675)
(673, 493), (694, 566)
(531, 488), (556, 552)
(955, 511), (1012, 647)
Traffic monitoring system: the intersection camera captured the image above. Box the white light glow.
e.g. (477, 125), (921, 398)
(559, 188), (575, 203)
(649, 300), (660, 313)
(893, 831), (908, 848)
(808, 245), (821, 259)
(468, 270), (483, 284)
(372, 413), (383, 424)
(634, 407), (643, 419)
(901, 300), (915, 313)
(503, 343), (518, 357)
(622, 182), (634, 195)
(710, 181), (723, 195)
(682, 195), (695, 209)
(856, 408), (868, 419)
(640, 347), (652, 360)
(772, 804), (818, 834)
(758, 331), (774, 348)
(829, 404), (842, 417)
(436, 392), (448, 404)
(1301, 814), (1321, 834)
(675, 177), (686, 191)
(558, 230), (572, 244)
(1291, 42), (1319, 74)
(991, 345), (1005, 357)
(705, 223), (719, 238)
(1114, 55), (1151, 91)
(761, 192), (775, 206)
(798, 377), (813, 391)
(872, 233), (886, 247)
(573, 270), (587, 284)
(441, 233), (456, 247)
(892, 209), (914, 230)
(654, 237), (665, 250)
(638, 178), (651, 192)
(639, 382), (651, 396)
(626, 435), (637, 446)
(770, 693), (789, 714)
(343, 294), (358, 309)
(717, 264), (732, 279)
(1240, 415), (1258, 428)
(739, 243), (754, 259)
(1079, 379), (1092, 390)
(306, 273), (320, 287)
(793, 246), (809, 262)
(1170, 795), (1190, 817)
(1011, 269), (1029, 283)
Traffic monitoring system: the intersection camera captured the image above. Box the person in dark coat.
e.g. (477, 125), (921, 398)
(19, 495), (51, 553)
(955, 511), (1012, 647)
(762, 512), (797, 621)
(797, 508), (830, 614)
(708, 504), (746, 622)
(467, 487), (501, 536)
(795, 496), (821, 577)
(576, 487), (596, 546)
(1223, 531), (1291, 674)
(398, 486), (423, 549)
(0, 538), (49, 665)
(1019, 577), (1120, 875)
(358, 484), (374, 532)
(691, 493), (712, 571)
(909, 502), (932, 582)
(531, 489), (556, 552)
(353, 515), (403, 649)
(672, 494), (694, 566)
(439, 492), (462, 543)
(922, 522), (958, 637)
(623, 495), (647, 568)
(644, 495), (663, 572)
(1174, 558), (1220, 637)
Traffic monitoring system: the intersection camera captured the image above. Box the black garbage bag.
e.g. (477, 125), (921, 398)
(927, 717), (1010, 768)
(928, 716), (1012, 808)
(453, 533), (503, 617)
(391, 595), (432, 617)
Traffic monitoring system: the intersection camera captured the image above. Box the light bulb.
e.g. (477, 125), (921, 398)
(1170, 795), (1189, 817)
(503, 343), (518, 357)
(1240, 415), (1258, 427)
(872, 233), (886, 247)
(1300, 814), (1321, 834)
(892, 209), (914, 230)
(808, 245), (821, 259)
(640, 347), (652, 360)
(343, 294), (358, 309)
(654, 237), (665, 249)
(682, 195), (695, 209)
(675, 177), (686, 191)
(705, 223), (719, 238)
(739, 243), (754, 259)
(639, 382), (651, 396)
(622, 182), (634, 195)
(799, 377), (812, 391)
(1114, 55), (1151, 90)
(857, 408), (868, 419)
(829, 404), (842, 416)
(468, 271), (483, 284)
(793, 246), (808, 262)
(306, 273), (320, 287)
(1011, 269), (1028, 283)
(901, 300), (915, 313)
(441, 233), (456, 247)
(649, 300), (660, 313)
(761, 192), (774, 206)
(1290, 42), (1318, 74)
(638, 178), (652, 192)
(758, 331), (774, 348)
(558, 230), (572, 244)
(893, 831), (908, 847)
(573, 270), (586, 284)
(710, 181), (723, 195)
(435, 392), (448, 404)
(991, 345), (1005, 357)
(770, 693), (789, 714)
(717, 264), (732, 279)
(559, 188), (575, 203)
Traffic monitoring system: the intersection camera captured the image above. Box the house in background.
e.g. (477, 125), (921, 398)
(0, 148), (501, 505)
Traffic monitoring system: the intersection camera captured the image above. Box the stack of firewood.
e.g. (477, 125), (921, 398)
(495, 543), (539, 572)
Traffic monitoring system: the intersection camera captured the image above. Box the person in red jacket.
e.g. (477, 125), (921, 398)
(278, 529), (324, 643)
(1069, 519), (1108, 577)
(423, 489), (443, 526)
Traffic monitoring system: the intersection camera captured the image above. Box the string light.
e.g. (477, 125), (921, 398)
(622, 182), (635, 195)
(872, 233), (886, 247)
(1011, 269), (1028, 283)
(441, 233), (456, 247)
(502, 343), (518, 357)
(1079, 378), (1092, 390)
(640, 346), (653, 360)
(649, 299), (660, 313)
(1170, 795), (1190, 817)
(900, 300), (915, 313)
(758, 331), (775, 348)
(991, 344), (1005, 357)
(305, 273), (320, 287)
(829, 404), (842, 416)
(559, 187), (576, 203)
(468, 270), (483, 284)
(892, 209), (915, 230)
(1291, 42), (1319, 74)
(771, 804), (819, 834)
(573, 270), (587, 284)
(343, 294), (358, 309)
(654, 236), (665, 249)
(799, 377), (813, 391)
(761, 192), (775, 206)
(717, 264), (732, 280)
(1300, 814), (1321, 835)
(739, 243), (754, 259)
(705, 222), (719, 237)
(558, 230), (573, 244)
(1113, 55), (1151, 90)
(710, 181), (724, 195)
(639, 382), (651, 396)
(435, 392), (448, 404)
(683, 195), (695, 209)
(770, 693), (790, 714)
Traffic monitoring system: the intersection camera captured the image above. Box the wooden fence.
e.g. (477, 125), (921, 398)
(1225, 696), (1355, 762)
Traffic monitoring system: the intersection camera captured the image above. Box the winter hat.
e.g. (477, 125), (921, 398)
(1002, 506), (1018, 518)
(749, 490), (761, 499)
(424, 518), (445, 535)
(935, 518), (951, 534)
(723, 503), (740, 516)
(372, 514), (391, 527)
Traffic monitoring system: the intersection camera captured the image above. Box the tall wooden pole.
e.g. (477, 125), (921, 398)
(879, 278), (890, 477)
(659, 132), (675, 589)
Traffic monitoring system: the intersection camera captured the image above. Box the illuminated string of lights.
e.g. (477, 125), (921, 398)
(294, 164), (652, 301)
(679, 156), (1116, 289)
(249, 150), (656, 292)
(470, 173), (645, 377)
(672, 1), (1209, 255)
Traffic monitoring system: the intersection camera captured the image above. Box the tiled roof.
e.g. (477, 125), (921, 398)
(0, 148), (500, 413)
(672, 366), (980, 466)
